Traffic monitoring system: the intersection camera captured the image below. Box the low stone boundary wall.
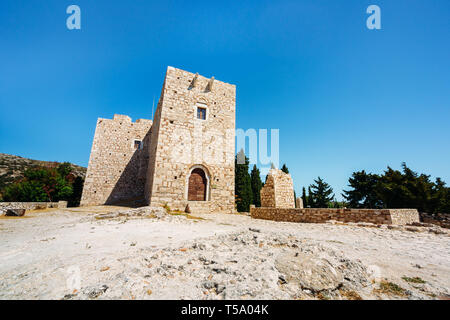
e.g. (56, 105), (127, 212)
(0, 201), (68, 215)
(250, 207), (420, 225)
(420, 212), (450, 229)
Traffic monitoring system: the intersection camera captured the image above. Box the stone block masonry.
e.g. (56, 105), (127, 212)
(253, 164), (420, 225)
(260, 169), (295, 208)
(144, 67), (235, 213)
(419, 212), (450, 229)
(250, 207), (420, 225)
(81, 115), (152, 206)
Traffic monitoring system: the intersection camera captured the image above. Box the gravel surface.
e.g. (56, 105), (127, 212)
(0, 206), (449, 300)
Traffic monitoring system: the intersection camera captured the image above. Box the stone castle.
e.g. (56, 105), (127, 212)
(81, 67), (236, 214)
(79, 65), (420, 225)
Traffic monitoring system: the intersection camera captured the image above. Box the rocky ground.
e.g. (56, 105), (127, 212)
(0, 206), (449, 300)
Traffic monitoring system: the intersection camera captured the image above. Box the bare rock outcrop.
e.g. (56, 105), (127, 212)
(95, 206), (166, 220)
(275, 252), (344, 292)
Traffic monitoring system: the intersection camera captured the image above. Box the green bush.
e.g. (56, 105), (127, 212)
(1, 163), (83, 206)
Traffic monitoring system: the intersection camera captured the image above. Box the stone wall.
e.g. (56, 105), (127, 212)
(250, 207), (420, 225)
(420, 212), (450, 229)
(80, 115), (152, 206)
(0, 201), (67, 215)
(260, 169), (295, 208)
(389, 209), (422, 225)
(144, 66), (236, 213)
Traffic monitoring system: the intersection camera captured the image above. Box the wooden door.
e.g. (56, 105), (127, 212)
(188, 168), (207, 201)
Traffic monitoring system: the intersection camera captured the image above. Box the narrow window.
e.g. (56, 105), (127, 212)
(197, 107), (207, 120)
(134, 140), (142, 150)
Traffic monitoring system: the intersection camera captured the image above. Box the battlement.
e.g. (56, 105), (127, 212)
(113, 114), (132, 122)
(108, 114), (153, 125)
(163, 67), (236, 108)
(166, 66), (236, 88)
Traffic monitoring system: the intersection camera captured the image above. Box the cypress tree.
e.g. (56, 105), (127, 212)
(308, 186), (313, 208)
(250, 165), (263, 207)
(235, 149), (253, 212)
(301, 187), (307, 208)
(293, 190), (297, 207)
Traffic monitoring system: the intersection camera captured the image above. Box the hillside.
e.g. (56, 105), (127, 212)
(0, 153), (87, 191)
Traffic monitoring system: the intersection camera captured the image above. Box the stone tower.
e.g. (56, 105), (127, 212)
(144, 67), (236, 213)
(80, 115), (152, 206)
(81, 67), (236, 213)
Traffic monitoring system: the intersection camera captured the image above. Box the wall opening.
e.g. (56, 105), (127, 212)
(187, 167), (209, 201)
(134, 140), (142, 150)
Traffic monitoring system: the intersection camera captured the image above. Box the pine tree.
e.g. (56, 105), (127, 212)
(250, 164), (262, 207)
(281, 164), (289, 174)
(342, 163), (450, 214)
(309, 177), (334, 208)
(342, 170), (381, 208)
(235, 149), (253, 212)
(301, 187), (307, 208)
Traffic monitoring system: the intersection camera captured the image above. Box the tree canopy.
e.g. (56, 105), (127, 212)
(343, 163), (450, 213)
(1, 163), (84, 206)
(309, 177), (334, 208)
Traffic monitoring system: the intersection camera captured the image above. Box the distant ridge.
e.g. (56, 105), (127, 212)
(0, 153), (86, 191)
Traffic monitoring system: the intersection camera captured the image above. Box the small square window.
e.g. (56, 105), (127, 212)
(134, 140), (142, 150)
(197, 107), (207, 120)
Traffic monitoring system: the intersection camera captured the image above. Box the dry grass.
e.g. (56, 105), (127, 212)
(166, 208), (204, 220)
(402, 276), (426, 284)
(316, 292), (330, 300)
(339, 289), (363, 300)
(163, 203), (171, 214)
(0, 215), (33, 220)
(374, 281), (407, 296)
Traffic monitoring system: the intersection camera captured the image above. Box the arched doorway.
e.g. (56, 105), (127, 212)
(188, 168), (207, 201)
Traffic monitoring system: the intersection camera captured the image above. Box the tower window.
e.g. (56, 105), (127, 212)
(134, 140), (143, 150)
(197, 107), (207, 120)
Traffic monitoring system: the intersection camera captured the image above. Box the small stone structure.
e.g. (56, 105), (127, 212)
(296, 197), (304, 209)
(260, 169), (295, 208)
(81, 66), (236, 213)
(250, 207), (420, 225)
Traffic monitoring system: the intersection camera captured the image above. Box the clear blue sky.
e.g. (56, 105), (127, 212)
(1, 0), (449, 199)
